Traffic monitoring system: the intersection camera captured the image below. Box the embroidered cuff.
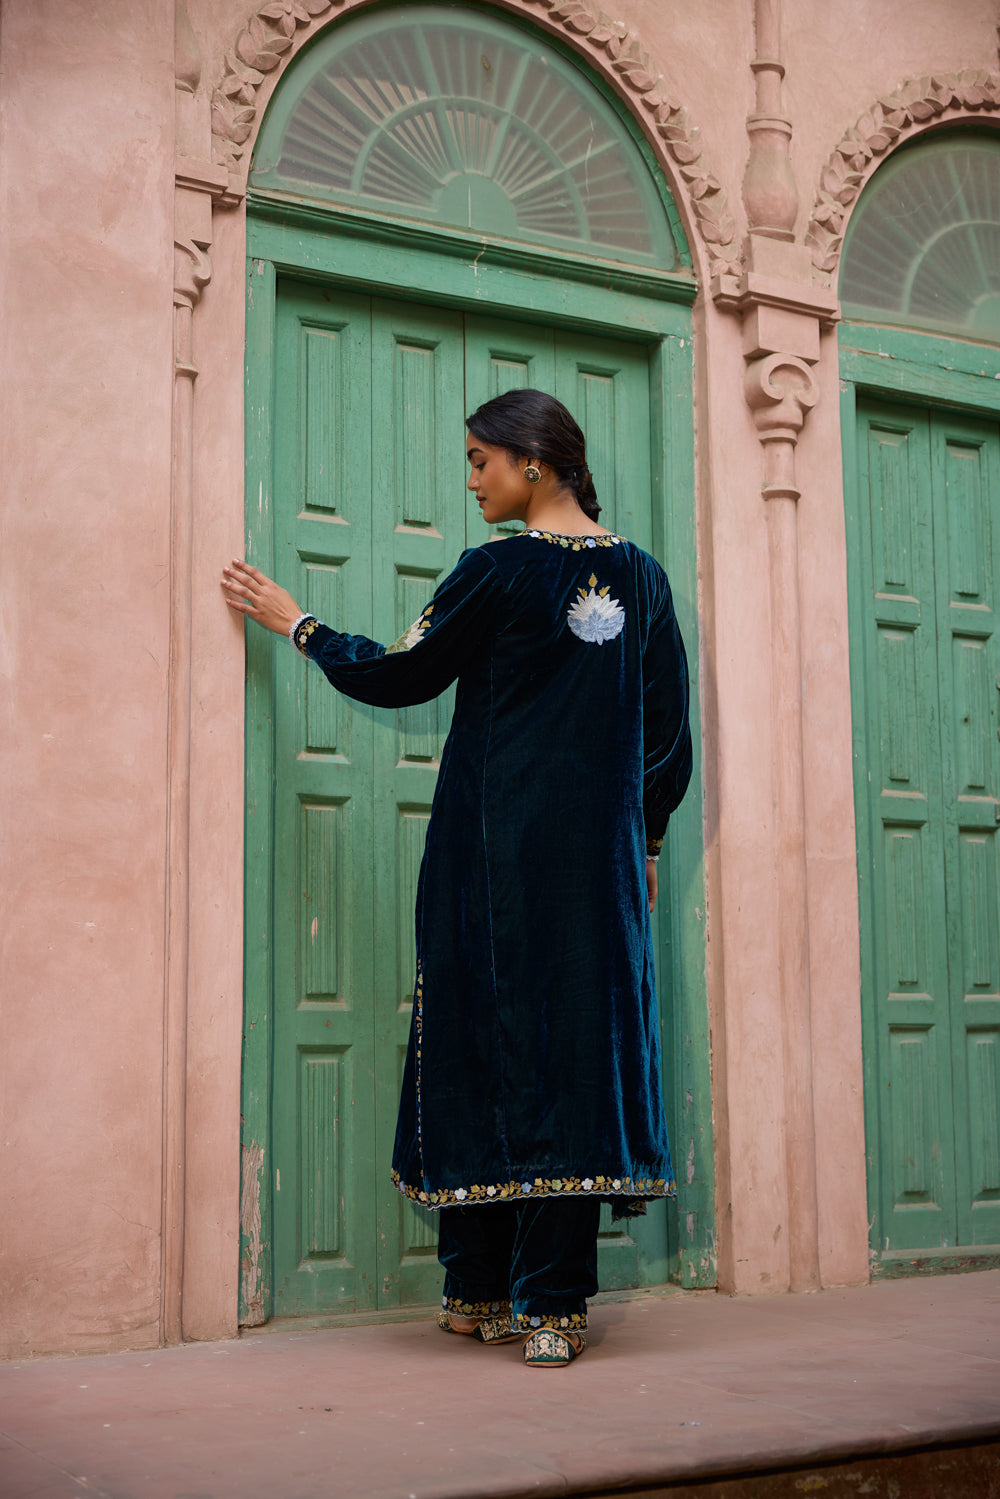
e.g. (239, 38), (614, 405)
(290, 614), (320, 656)
(646, 836), (663, 858)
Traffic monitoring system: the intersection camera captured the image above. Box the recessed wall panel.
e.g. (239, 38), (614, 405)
(946, 442), (986, 601)
(959, 834), (998, 993)
(953, 637), (991, 795)
(878, 628), (921, 789)
(300, 1051), (345, 1259)
(304, 326), (344, 515)
(300, 801), (341, 1002)
(304, 563), (342, 755)
(967, 1032), (1000, 1200)
(395, 341), (436, 528)
(871, 427), (915, 593)
(889, 1030), (935, 1204)
(885, 829), (925, 990)
(575, 369), (616, 515)
(396, 574), (440, 761)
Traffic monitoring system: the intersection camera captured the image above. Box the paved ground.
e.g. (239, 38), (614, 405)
(1, 1270), (999, 1499)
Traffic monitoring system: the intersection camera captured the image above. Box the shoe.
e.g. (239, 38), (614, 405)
(436, 1310), (521, 1344)
(522, 1328), (586, 1367)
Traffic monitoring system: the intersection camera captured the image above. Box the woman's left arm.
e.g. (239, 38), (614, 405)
(221, 548), (504, 709)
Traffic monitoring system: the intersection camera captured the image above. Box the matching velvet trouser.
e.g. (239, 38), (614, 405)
(437, 1196), (601, 1332)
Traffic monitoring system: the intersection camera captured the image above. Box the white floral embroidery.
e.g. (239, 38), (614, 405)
(386, 604), (434, 654)
(454, 1187), (467, 1200)
(567, 575), (625, 644)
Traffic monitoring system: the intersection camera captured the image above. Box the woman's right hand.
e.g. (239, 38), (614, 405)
(221, 559), (304, 637)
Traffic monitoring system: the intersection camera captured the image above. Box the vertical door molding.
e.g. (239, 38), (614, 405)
(163, 0), (241, 1345)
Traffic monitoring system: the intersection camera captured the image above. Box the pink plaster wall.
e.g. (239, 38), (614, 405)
(0, 0), (176, 1355)
(1, 0), (997, 1356)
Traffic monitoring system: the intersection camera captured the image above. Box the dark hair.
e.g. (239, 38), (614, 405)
(466, 388), (601, 522)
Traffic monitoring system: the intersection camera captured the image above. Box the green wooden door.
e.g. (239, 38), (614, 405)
(262, 276), (684, 1316)
(852, 396), (1000, 1268)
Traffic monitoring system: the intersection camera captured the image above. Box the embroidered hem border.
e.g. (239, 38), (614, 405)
(442, 1295), (512, 1318)
(515, 1311), (588, 1333)
(392, 1168), (675, 1209)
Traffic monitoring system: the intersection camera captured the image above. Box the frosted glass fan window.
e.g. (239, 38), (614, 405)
(250, 4), (679, 268)
(840, 133), (1000, 342)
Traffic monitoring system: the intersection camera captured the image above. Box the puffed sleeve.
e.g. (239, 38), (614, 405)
(642, 567), (693, 854)
(294, 546), (504, 709)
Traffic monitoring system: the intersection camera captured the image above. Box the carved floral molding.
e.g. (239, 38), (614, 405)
(807, 69), (1000, 274)
(210, 0), (739, 274)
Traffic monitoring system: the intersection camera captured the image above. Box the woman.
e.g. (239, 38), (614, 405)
(221, 389), (692, 1368)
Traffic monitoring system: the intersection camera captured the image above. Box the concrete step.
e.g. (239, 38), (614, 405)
(1, 1270), (998, 1499)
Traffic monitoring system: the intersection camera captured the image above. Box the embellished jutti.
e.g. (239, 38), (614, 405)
(294, 530), (693, 1219)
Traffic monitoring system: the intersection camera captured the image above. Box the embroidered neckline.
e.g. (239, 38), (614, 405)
(520, 529), (624, 550)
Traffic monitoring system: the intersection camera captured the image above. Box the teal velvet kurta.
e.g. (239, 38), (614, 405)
(297, 530), (692, 1216)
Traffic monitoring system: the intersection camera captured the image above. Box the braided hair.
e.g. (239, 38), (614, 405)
(466, 388), (601, 522)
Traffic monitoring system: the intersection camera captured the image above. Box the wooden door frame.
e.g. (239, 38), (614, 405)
(240, 204), (711, 1324)
(839, 323), (1000, 1278)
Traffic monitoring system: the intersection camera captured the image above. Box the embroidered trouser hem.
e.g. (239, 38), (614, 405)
(438, 1196), (600, 1330)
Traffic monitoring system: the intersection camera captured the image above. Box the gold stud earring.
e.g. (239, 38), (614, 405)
(524, 464), (542, 483)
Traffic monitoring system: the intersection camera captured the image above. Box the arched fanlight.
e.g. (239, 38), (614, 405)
(840, 131), (1000, 342)
(250, 3), (679, 269)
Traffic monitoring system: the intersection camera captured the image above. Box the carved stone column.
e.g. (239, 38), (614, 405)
(744, 352), (820, 1292)
(743, 0), (797, 243)
(713, 0), (838, 1294)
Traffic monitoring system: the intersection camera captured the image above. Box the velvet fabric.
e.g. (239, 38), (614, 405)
(302, 530), (692, 1218)
(438, 1197), (601, 1330)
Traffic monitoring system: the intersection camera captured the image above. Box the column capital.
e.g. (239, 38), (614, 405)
(744, 353), (819, 501)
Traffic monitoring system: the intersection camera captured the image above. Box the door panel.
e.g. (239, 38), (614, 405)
(269, 279), (679, 1312)
(862, 405), (953, 1250)
(933, 418), (1000, 1246)
(369, 298), (468, 1307)
(855, 398), (1000, 1260)
(272, 285), (378, 1314)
